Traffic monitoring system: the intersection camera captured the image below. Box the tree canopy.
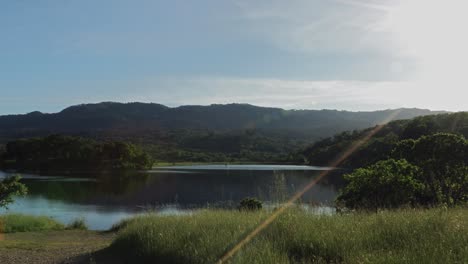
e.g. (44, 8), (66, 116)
(0, 135), (153, 172)
(336, 159), (423, 210)
(392, 133), (467, 205)
(337, 133), (467, 209)
(303, 112), (468, 168)
(0, 175), (27, 209)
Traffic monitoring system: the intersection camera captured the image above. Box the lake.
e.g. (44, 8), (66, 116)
(0, 164), (344, 230)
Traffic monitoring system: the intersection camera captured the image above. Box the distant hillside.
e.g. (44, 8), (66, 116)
(0, 102), (445, 140)
(0, 102), (447, 162)
(302, 112), (468, 167)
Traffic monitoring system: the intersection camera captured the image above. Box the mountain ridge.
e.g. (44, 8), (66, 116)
(0, 102), (448, 140)
(0, 102), (454, 162)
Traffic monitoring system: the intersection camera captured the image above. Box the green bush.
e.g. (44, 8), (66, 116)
(392, 133), (468, 205)
(238, 197), (263, 211)
(336, 159), (424, 210)
(337, 133), (468, 209)
(66, 218), (88, 230)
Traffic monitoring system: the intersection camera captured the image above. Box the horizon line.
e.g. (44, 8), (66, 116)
(0, 101), (453, 116)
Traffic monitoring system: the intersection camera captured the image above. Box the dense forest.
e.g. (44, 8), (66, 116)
(0, 135), (153, 173)
(302, 112), (468, 209)
(0, 102), (444, 163)
(302, 112), (468, 168)
(137, 130), (303, 162)
(0, 102), (442, 138)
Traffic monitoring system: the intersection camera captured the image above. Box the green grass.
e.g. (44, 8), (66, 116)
(0, 214), (65, 233)
(0, 214), (90, 233)
(110, 208), (468, 264)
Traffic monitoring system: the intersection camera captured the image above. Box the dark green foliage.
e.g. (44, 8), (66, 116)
(0, 175), (27, 209)
(304, 112), (468, 168)
(142, 129), (304, 163)
(0, 102), (442, 163)
(0, 135), (153, 172)
(336, 159), (424, 209)
(337, 133), (467, 209)
(392, 133), (468, 205)
(305, 112), (468, 210)
(238, 197), (263, 211)
(0, 102), (440, 138)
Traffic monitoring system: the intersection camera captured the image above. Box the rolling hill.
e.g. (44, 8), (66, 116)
(0, 102), (447, 162)
(0, 102), (445, 139)
(302, 112), (468, 167)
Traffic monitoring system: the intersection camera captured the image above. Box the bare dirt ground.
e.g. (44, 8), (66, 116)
(0, 230), (122, 264)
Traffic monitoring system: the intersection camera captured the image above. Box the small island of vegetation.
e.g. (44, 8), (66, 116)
(0, 135), (153, 173)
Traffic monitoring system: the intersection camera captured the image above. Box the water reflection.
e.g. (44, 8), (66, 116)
(0, 165), (345, 230)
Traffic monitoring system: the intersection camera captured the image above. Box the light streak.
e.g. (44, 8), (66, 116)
(217, 110), (401, 263)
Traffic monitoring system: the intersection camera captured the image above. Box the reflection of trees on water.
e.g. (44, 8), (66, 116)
(24, 172), (151, 203)
(94, 172), (151, 195)
(22, 169), (346, 208)
(259, 170), (346, 206)
(268, 172), (288, 204)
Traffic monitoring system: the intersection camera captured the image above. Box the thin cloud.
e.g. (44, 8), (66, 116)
(235, 0), (395, 55)
(116, 76), (462, 111)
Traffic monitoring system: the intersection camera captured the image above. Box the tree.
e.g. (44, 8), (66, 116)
(0, 175), (27, 209)
(336, 159), (423, 210)
(392, 133), (468, 205)
(1, 135), (154, 172)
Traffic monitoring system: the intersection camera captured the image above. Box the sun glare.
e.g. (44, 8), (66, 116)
(382, 0), (468, 109)
(386, 1), (468, 79)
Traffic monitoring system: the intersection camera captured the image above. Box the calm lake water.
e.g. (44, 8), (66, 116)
(0, 165), (344, 230)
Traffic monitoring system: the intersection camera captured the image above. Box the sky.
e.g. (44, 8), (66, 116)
(1, 0), (467, 114)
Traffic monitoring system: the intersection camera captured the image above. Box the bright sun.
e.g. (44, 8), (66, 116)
(381, 0), (468, 109)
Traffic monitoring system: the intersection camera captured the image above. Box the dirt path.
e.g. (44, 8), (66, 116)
(0, 230), (120, 264)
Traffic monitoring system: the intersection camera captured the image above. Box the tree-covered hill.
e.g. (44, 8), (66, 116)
(0, 102), (444, 140)
(0, 102), (446, 162)
(302, 112), (468, 168)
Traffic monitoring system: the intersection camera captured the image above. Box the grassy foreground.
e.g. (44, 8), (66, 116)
(0, 230), (115, 264)
(0, 214), (66, 233)
(0, 209), (466, 263)
(0, 214), (88, 233)
(111, 208), (468, 264)
(0, 215), (114, 264)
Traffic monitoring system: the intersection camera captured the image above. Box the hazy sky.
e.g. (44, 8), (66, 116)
(1, 0), (467, 114)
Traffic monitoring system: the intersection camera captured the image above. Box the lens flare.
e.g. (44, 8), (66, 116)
(217, 109), (402, 263)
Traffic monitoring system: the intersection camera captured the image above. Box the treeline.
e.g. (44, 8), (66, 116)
(0, 102), (441, 140)
(0, 102), (443, 163)
(302, 112), (468, 209)
(337, 133), (467, 209)
(0, 135), (153, 172)
(302, 112), (468, 168)
(139, 130), (302, 163)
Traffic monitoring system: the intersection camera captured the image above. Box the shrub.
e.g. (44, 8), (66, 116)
(336, 159), (424, 210)
(67, 218), (88, 230)
(392, 133), (468, 205)
(238, 197), (263, 211)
